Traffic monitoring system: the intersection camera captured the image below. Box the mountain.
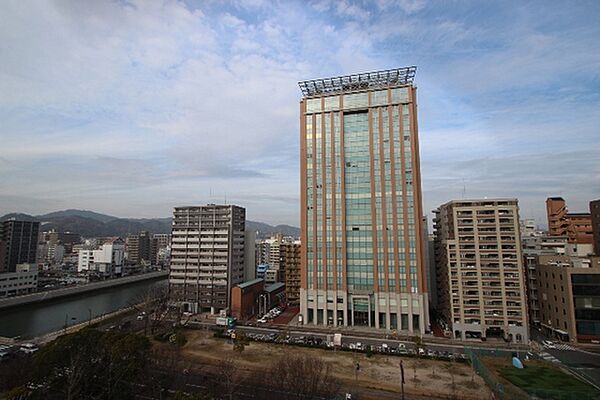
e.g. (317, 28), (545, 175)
(39, 209), (117, 223)
(0, 210), (299, 239)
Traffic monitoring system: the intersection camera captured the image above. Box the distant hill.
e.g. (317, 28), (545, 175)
(39, 209), (117, 223)
(0, 209), (299, 239)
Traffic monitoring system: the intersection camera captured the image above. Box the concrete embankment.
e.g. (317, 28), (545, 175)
(0, 271), (168, 311)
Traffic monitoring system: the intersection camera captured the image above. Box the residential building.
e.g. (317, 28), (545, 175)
(591, 199), (600, 255)
(126, 231), (152, 265)
(280, 240), (301, 305)
(77, 238), (124, 277)
(0, 263), (38, 297)
(522, 234), (568, 327)
(151, 233), (171, 266)
(434, 199), (528, 343)
(169, 204), (246, 314)
(299, 67), (429, 332)
(536, 255), (600, 343)
(546, 197), (593, 244)
(244, 230), (256, 281)
(0, 219), (40, 273)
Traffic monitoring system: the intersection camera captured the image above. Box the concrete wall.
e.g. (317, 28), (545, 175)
(0, 271), (168, 310)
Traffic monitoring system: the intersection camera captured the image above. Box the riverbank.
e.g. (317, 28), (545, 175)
(0, 271), (168, 310)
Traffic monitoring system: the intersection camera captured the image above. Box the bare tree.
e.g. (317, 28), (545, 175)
(261, 354), (340, 400)
(215, 358), (245, 400)
(133, 285), (169, 335)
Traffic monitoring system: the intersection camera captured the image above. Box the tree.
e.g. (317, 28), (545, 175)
(28, 329), (151, 400)
(133, 285), (170, 335)
(261, 354), (340, 400)
(215, 358), (245, 400)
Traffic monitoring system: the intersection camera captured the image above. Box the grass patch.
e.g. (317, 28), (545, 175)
(498, 363), (599, 400)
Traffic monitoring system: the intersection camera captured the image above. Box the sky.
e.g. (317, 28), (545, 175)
(0, 0), (599, 227)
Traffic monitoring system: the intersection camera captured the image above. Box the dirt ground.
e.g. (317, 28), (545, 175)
(176, 329), (491, 400)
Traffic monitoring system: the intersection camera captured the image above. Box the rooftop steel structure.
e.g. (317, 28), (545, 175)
(298, 66), (416, 97)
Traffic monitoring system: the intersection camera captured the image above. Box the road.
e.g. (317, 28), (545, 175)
(531, 327), (600, 390)
(186, 321), (521, 358)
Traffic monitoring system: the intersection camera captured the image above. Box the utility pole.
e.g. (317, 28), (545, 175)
(400, 360), (405, 400)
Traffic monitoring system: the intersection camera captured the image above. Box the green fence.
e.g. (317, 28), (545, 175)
(466, 348), (528, 400)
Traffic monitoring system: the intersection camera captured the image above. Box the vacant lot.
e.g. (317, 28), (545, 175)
(176, 329), (490, 400)
(485, 357), (600, 400)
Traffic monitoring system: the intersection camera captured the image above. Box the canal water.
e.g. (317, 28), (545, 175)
(0, 278), (167, 339)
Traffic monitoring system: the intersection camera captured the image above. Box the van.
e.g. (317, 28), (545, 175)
(20, 343), (39, 354)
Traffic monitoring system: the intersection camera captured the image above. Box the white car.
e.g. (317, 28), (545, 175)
(542, 340), (556, 349)
(257, 317), (267, 323)
(20, 343), (39, 354)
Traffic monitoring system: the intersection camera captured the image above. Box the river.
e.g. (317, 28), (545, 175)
(0, 278), (167, 339)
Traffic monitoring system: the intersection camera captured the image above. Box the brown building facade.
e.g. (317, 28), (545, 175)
(591, 199), (600, 255)
(546, 197), (593, 244)
(537, 255), (600, 343)
(280, 241), (301, 305)
(298, 67), (429, 332)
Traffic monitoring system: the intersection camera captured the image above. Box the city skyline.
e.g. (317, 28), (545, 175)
(1, 1), (599, 226)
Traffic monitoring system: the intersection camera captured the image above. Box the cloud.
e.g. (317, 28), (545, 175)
(0, 0), (598, 227)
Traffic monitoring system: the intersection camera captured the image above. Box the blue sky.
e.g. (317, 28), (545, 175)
(0, 0), (599, 226)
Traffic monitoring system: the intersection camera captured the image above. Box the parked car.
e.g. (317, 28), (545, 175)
(0, 351), (11, 362)
(542, 340), (556, 349)
(418, 347), (425, 356)
(20, 343), (39, 354)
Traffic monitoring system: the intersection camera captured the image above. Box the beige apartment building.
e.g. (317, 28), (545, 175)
(298, 67), (429, 332)
(434, 199), (529, 343)
(169, 204), (246, 314)
(536, 255), (600, 343)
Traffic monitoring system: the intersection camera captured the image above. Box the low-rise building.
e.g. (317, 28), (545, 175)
(77, 238), (124, 278)
(537, 255), (600, 343)
(230, 279), (286, 320)
(0, 263), (38, 297)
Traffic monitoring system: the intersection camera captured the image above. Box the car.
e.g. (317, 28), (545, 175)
(257, 317), (267, 323)
(397, 343), (406, 349)
(542, 340), (556, 349)
(0, 351), (11, 362)
(20, 343), (39, 354)
(355, 342), (363, 350)
(418, 347), (425, 356)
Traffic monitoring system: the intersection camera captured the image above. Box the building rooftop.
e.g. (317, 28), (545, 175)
(237, 278), (264, 289)
(298, 66), (416, 97)
(264, 282), (285, 293)
(436, 198), (519, 209)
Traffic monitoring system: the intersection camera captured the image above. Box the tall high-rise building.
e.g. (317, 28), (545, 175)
(433, 199), (528, 343)
(169, 204), (246, 314)
(298, 67), (429, 332)
(0, 219), (40, 273)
